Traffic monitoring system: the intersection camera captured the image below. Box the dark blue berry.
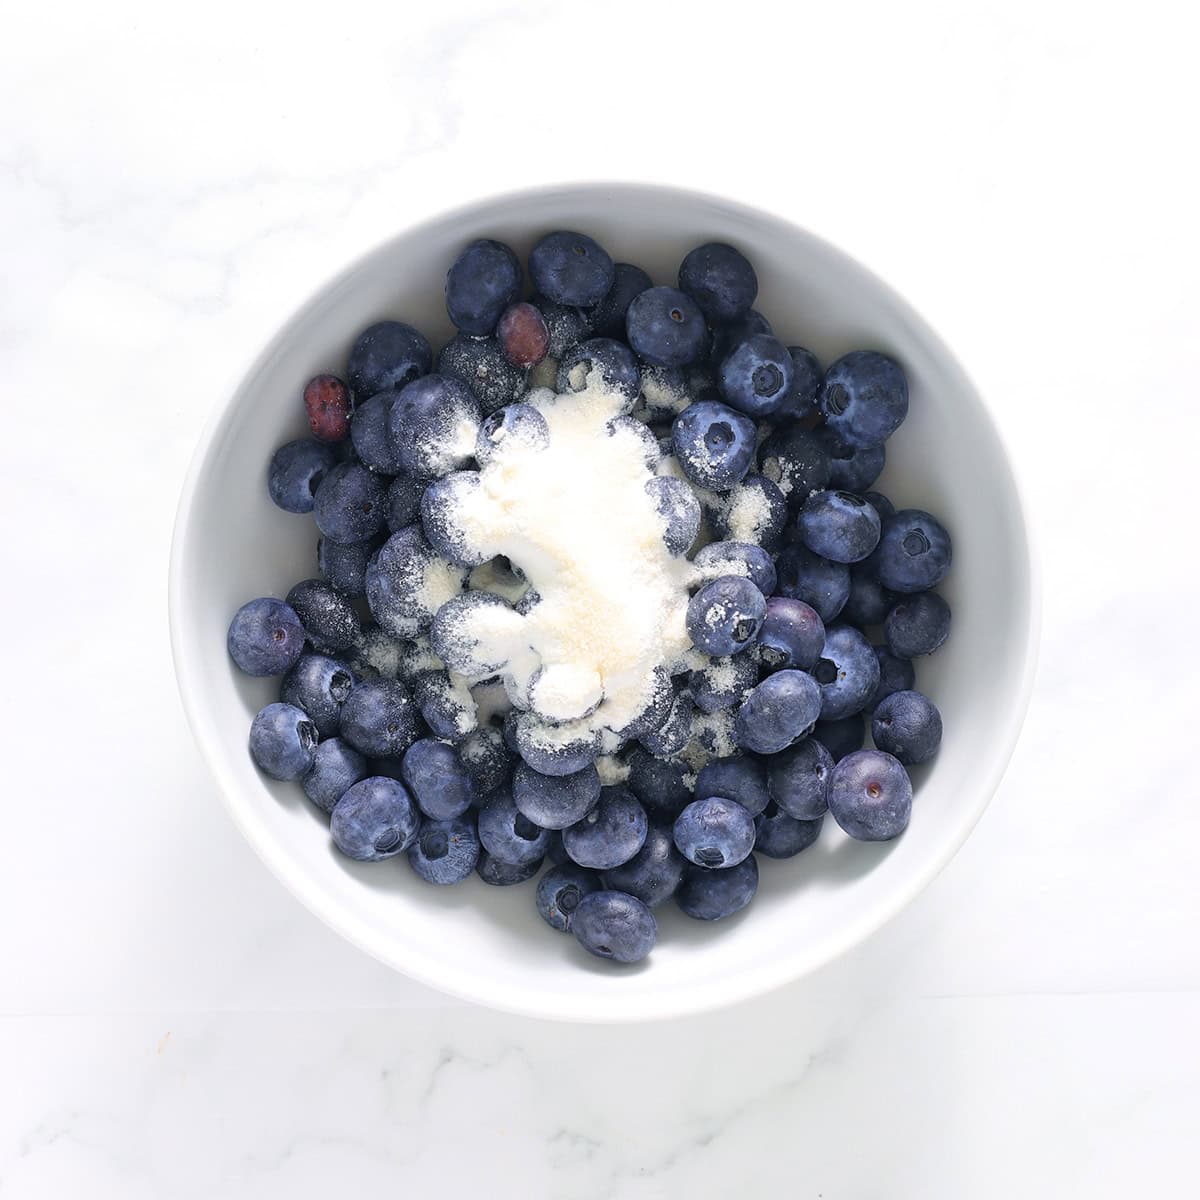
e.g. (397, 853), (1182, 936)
(347, 321), (431, 400)
(513, 713), (601, 777)
(572, 890), (656, 962)
(389, 374), (481, 481)
(718, 333), (794, 418)
(813, 713), (866, 761)
(331, 776), (420, 860)
(626, 286), (707, 368)
(885, 592), (951, 658)
(828, 750), (912, 841)
(758, 426), (832, 507)
(687, 576), (766, 657)
(437, 335), (527, 415)
(366, 525), (466, 639)
(407, 814), (480, 884)
(563, 787), (648, 870)
(476, 850), (542, 885)
(758, 596), (825, 673)
(477, 789), (550, 866)
(475, 403), (549, 466)
(716, 474), (789, 553)
(350, 392), (403, 473)
(695, 756), (770, 816)
(385, 472), (423, 532)
(842, 560), (895, 627)
(820, 429), (886, 492)
(401, 737), (475, 819)
(420, 471), (489, 568)
(613, 667), (675, 740)
(678, 242), (757, 323)
(249, 702), (318, 780)
(645, 476), (701, 556)
(285, 578), (361, 652)
(799, 490), (882, 564)
(313, 461), (388, 544)
(872, 690), (942, 765)
(734, 669), (822, 754)
(755, 804), (824, 858)
(773, 545), (850, 623)
(445, 239), (521, 336)
(513, 761), (601, 830)
(690, 653), (759, 714)
(819, 351), (908, 449)
(625, 747), (693, 821)
(766, 737), (833, 819)
(411, 670), (475, 741)
(431, 591), (520, 677)
(587, 262), (653, 338)
(676, 856), (758, 921)
(863, 491), (895, 519)
(529, 231), (615, 307)
(457, 725), (514, 797)
(693, 541), (778, 595)
(813, 625), (880, 720)
(544, 829), (570, 867)
(228, 598), (306, 677)
(711, 309), (773, 364)
(868, 646), (916, 711)
(535, 862), (601, 931)
(534, 295), (593, 358)
(557, 337), (640, 408)
(673, 796), (756, 868)
(339, 678), (420, 758)
(280, 653), (356, 738)
(318, 535), (380, 597)
(774, 346), (822, 421)
(877, 510), (952, 594)
(637, 363), (692, 422)
(671, 399), (757, 491)
(301, 738), (367, 814)
(601, 824), (685, 907)
(268, 439), (338, 514)
(638, 689), (695, 756)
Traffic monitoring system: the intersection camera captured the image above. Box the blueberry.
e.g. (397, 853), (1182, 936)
(690, 652), (759, 714)
(716, 474), (789, 552)
(842, 561), (895, 627)
(339, 678), (420, 759)
(755, 804), (824, 858)
(411, 670), (476, 741)
(757, 596), (826, 673)
(529, 231), (615, 307)
(678, 242), (757, 323)
(301, 738), (368, 814)
(318, 535), (380, 597)
(625, 286), (707, 368)
(331, 776), (420, 861)
(877, 510), (952, 594)
(478, 789), (551, 865)
(587, 262), (653, 338)
(774, 347), (822, 422)
(431, 590), (521, 678)
(671, 399), (757, 492)
(711, 309), (773, 364)
(695, 756), (770, 816)
(280, 653), (357, 738)
(734, 669), (822, 754)
(476, 850), (543, 885)
(676, 856), (759, 921)
(613, 667), (675, 740)
(718, 333), (794, 418)
(645, 476), (701, 556)
(693, 541), (778, 596)
(636, 363), (692, 422)
(303, 374), (352, 443)
(557, 337), (640, 408)
(863, 491), (895, 520)
(513, 760), (601, 830)
(757, 426), (832, 507)
(822, 433), (886, 493)
(625, 747), (693, 821)
(813, 625), (880, 720)
(534, 295), (594, 358)
(407, 814), (480, 884)
(457, 725), (515, 796)
(313, 461), (388, 544)
(268, 439), (338, 514)
(601, 824), (685, 907)
(766, 737), (834, 819)
(436, 334), (527, 415)
(347, 321), (432, 400)
(638, 689), (695, 756)
(827, 749), (912, 841)
(819, 351), (908, 449)
(385, 472), (423, 532)
(868, 646), (917, 711)
(248, 702), (318, 780)
(572, 890), (656, 963)
(513, 713), (601, 777)
(799, 490), (882, 564)
(673, 797), (756, 868)
(774, 545), (850, 623)
(350, 392), (403, 473)
(399, 737), (476, 820)
(366, 525), (467, 640)
(544, 829), (570, 867)
(228, 598), (306, 677)
(563, 787), (648, 870)
(885, 592), (952, 658)
(420, 471), (489, 568)
(813, 713), (866, 761)
(285, 578), (361, 653)
(445, 239), (521, 335)
(536, 862), (602, 931)
(872, 690), (942, 765)
(473, 405), (549, 472)
(388, 374), (482, 481)
(687, 576), (766, 657)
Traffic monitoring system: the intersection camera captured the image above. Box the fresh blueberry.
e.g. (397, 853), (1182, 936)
(331, 776), (420, 861)
(613, 667), (675, 740)
(625, 747), (693, 821)
(820, 430), (886, 492)
(626, 286), (707, 368)
(318, 535), (380, 597)
(403, 816), (479, 888)
(301, 738), (368, 814)
(639, 689), (695, 756)
(572, 890), (656, 963)
(544, 829), (570, 867)
(513, 761), (601, 830)
(676, 856), (759, 921)
(734, 669), (822, 754)
(872, 690), (942, 765)
(389, 374), (482, 481)
(863, 491), (895, 520)
(716, 474), (789, 552)
(819, 351), (908, 449)
(400, 737), (475, 819)
(534, 295), (594, 359)
(513, 713), (602, 777)
(477, 788), (551, 866)
(411, 670), (476, 741)
(285, 578), (361, 653)
(475, 406), (549, 472)
(431, 590), (521, 677)
(587, 262), (653, 338)
(718, 333), (795, 417)
(842, 560), (895, 627)
(695, 756), (770, 816)
(557, 337), (640, 408)
(476, 850), (543, 885)
(868, 646), (917, 711)
(690, 653), (759, 714)
(385, 471), (423, 532)
(798, 490), (882, 564)
(766, 737), (834, 819)
(755, 803), (824, 858)
(687, 576), (766, 657)
(813, 625), (880, 720)
(228, 598), (306, 677)
(711, 309), (773, 365)
(420, 471), (489, 568)
(563, 787), (648, 870)
(774, 347), (822, 421)
(350, 392), (403, 473)
(757, 596), (826, 673)
(678, 242), (757, 323)
(457, 724), (515, 796)
(339, 678), (420, 759)
(773, 545), (850, 623)
(347, 321), (432, 400)
(673, 797), (756, 868)
(757, 426), (832, 507)
(268, 439), (338, 514)
(366, 525), (467, 639)
(313, 461), (388, 544)
(645, 476), (701, 556)
(693, 541), (778, 595)
(885, 592), (952, 658)
(877, 510), (952, 594)
(495, 301), (550, 369)
(280, 653), (356, 738)
(827, 749), (912, 841)
(671, 399), (757, 491)
(529, 231), (615, 307)
(304, 374), (352, 443)
(249, 702), (318, 780)
(813, 713), (866, 761)
(445, 239), (521, 336)
(601, 824), (685, 907)
(536, 862), (601, 931)
(436, 334), (527, 415)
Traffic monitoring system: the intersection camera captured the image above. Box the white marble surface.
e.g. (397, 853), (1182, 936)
(2, 1), (1197, 1195)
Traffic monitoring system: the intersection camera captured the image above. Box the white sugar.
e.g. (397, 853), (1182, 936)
(722, 482), (773, 544)
(595, 754), (631, 786)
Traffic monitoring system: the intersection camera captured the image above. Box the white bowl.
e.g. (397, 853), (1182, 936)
(170, 183), (1039, 1022)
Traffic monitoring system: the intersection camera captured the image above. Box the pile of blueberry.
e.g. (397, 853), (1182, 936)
(229, 231), (952, 967)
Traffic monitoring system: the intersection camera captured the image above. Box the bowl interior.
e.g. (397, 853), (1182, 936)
(171, 183), (1036, 1021)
